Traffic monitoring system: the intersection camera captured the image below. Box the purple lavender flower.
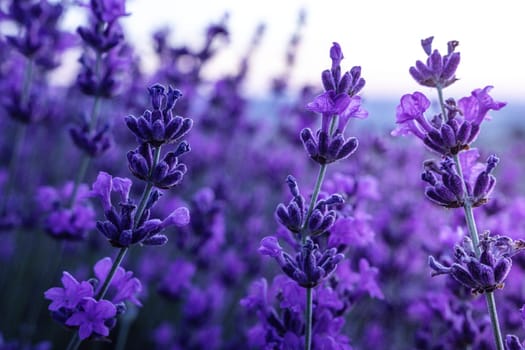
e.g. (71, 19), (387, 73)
(36, 182), (96, 240)
(392, 88), (506, 155)
(429, 232), (525, 295)
(125, 84), (193, 147)
(65, 298), (117, 340)
(127, 142), (189, 189)
(69, 121), (112, 157)
(275, 175), (342, 235)
(93, 257), (142, 306)
(91, 171), (190, 247)
(422, 151), (499, 208)
(44, 272), (94, 311)
(507, 335), (525, 350)
(301, 43), (367, 165)
(458, 85), (507, 126)
(259, 236), (344, 288)
(4, 0), (75, 68)
(409, 36), (461, 88)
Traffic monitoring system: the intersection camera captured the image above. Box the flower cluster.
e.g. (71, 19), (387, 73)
(36, 182), (96, 240)
(44, 257), (141, 340)
(392, 87), (506, 156)
(259, 236), (343, 288)
(125, 84), (193, 147)
(301, 43), (367, 165)
(421, 151), (499, 208)
(274, 175), (342, 235)
(91, 171), (190, 247)
(429, 232), (525, 295)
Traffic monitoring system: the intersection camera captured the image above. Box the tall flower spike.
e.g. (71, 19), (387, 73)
(392, 89), (506, 156)
(303, 43), (367, 165)
(259, 236), (344, 288)
(125, 84), (193, 147)
(409, 36), (461, 88)
(422, 153), (499, 208)
(275, 175), (343, 235)
(429, 232), (525, 295)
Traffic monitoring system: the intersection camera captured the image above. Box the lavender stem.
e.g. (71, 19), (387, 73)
(1, 58), (33, 213)
(300, 116), (339, 349)
(68, 52), (102, 207)
(450, 129), (504, 350)
(66, 146), (162, 350)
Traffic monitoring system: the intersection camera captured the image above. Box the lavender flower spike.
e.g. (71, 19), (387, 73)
(429, 232), (525, 295)
(409, 36), (460, 88)
(125, 84), (193, 147)
(260, 236), (344, 288)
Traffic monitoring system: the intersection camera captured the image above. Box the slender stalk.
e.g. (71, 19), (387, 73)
(436, 85), (447, 122)
(451, 133), (504, 350)
(437, 77), (505, 349)
(300, 115), (338, 350)
(65, 333), (81, 350)
(485, 291), (505, 350)
(66, 146), (162, 350)
(67, 52), (103, 207)
(304, 287), (313, 350)
(301, 164), (327, 244)
(1, 58), (34, 213)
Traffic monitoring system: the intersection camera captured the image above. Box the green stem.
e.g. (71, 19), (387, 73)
(66, 146), (162, 349)
(301, 164), (327, 244)
(300, 116), (338, 349)
(452, 151), (504, 350)
(95, 247), (128, 300)
(486, 291), (504, 350)
(1, 58), (34, 213)
(304, 287), (313, 350)
(65, 333), (81, 350)
(67, 53), (102, 207)
(436, 84), (447, 122)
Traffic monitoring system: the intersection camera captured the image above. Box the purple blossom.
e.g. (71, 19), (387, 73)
(458, 86), (507, 125)
(429, 232), (524, 294)
(44, 272), (94, 311)
(409, 36), (460, 88)
(93, 257), (142, 306)
(65, 298), (116, 340)
(36, 182), (96, 240)
(91, 171), (190, 247)
(392, 88), (505, 156)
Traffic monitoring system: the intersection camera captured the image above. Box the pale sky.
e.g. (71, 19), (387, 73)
(68, 0), (525, 102)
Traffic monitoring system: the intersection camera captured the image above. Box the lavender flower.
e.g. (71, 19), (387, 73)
(44, 272), (94, 312)
(65, 298), (116, 340)
(301, 42), (367, 165)
(125, 84), (193, 147)
(392, 89), (506, 155)
(409, 36), (460, 88)
(275, 175), (342, 235)
(259, 236), (344, 288)
(91, 171), (190, 247)
(93, 257), (142, 306)
(507, 335), (525, 350)
(36, 182), (96, 240)
(422, 151), (499, 208)
(429, 232), (525, 295)
(127, 142), (189, 189)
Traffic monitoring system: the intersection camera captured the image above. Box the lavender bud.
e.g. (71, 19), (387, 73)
(494, 257), (512, 284)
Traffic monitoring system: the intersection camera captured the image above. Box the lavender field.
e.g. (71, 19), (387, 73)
(2, 1), (525, 349)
